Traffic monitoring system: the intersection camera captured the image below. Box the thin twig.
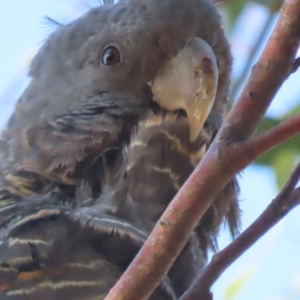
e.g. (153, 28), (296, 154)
(222, 0), (300, 141)
(224, 113), (300, 166)
(180, 162), (300, 300)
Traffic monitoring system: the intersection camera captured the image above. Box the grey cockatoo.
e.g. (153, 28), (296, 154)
(0, 0), (231, 204)
(0, 0), (239, 299)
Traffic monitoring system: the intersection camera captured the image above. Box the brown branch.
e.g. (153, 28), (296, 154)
(248, 114), (300, 157)
(223, 113), (300, 166)
(104, 1), (300, 299)
(180, 162), (300, 300)
(222, 1), (300, 141)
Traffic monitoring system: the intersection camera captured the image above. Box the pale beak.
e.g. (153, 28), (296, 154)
(150, 37), (218, 141)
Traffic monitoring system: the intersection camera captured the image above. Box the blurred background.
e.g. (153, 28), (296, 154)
(0, 0), (299, 299)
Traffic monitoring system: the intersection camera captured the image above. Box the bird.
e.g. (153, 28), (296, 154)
(0, 112), (239, 299)
(0, 193), (179, 300)
(0, 0), (239, 298)
(0, 0), (232, 208)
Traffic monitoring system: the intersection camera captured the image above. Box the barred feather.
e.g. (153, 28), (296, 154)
(100, 114), (240, 256)
(0, 195), (176, 299)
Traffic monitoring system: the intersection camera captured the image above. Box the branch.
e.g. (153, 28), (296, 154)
(180, 162), (300, 300)
(104, 1), (300, 299)
(223, 113), (300, 167)
(222, 1), (300, 141)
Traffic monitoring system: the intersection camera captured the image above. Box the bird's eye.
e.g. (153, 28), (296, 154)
(101, 46), (121, 66)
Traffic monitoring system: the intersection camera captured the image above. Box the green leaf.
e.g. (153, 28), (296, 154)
(220, 0), (247, 32)
(272, 148), (298, 189)
(224, 267), (255, 300)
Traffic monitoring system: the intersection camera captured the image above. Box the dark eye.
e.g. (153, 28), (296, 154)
(101, 46), (121, 66)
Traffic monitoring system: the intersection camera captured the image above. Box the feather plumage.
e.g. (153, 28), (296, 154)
(0, 0), (238, 298)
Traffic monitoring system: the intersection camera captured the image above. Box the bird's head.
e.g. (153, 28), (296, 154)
(0, 0), (233, 190)
(9, 0), (231, 140)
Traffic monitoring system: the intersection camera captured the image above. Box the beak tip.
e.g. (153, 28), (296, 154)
(187, 113), (204, 142)
(189, 129), (199, 142)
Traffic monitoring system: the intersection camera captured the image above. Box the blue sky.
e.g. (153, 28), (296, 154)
(0, 1), (300, 299)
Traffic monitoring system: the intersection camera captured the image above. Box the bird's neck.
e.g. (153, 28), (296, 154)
(0, 110), (146, 205)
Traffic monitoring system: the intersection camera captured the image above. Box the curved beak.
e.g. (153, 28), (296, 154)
(150, 37), (218, 141)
